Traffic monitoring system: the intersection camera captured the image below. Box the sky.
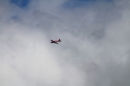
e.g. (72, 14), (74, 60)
(0, 0), (130, 86)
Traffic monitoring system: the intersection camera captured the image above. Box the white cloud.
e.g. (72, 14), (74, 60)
(0, 0), (130, 86)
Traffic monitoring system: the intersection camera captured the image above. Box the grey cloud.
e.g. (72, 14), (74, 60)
(0, 0), (130, 86)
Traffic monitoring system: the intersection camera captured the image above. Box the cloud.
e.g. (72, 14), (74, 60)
(0, 0), (130, 86)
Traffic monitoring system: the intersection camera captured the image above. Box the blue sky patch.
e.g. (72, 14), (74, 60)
(63, 0), (114, 9)
(10, 0), (30, 8)
(63, 0), (96, 9)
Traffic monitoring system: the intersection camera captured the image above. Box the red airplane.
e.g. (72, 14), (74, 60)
(51, 39), (61, 44)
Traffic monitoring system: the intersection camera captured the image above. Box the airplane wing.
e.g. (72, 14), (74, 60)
(55, 42), (58, 44)
(51, 41), (58, 44)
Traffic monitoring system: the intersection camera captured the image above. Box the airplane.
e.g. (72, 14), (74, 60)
(51, 39), (61, 44)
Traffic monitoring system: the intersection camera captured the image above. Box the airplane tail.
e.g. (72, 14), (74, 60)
(59, 39), (61, 42)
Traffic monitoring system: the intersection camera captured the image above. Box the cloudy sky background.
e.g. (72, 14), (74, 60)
(0, 0), (130, 86)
